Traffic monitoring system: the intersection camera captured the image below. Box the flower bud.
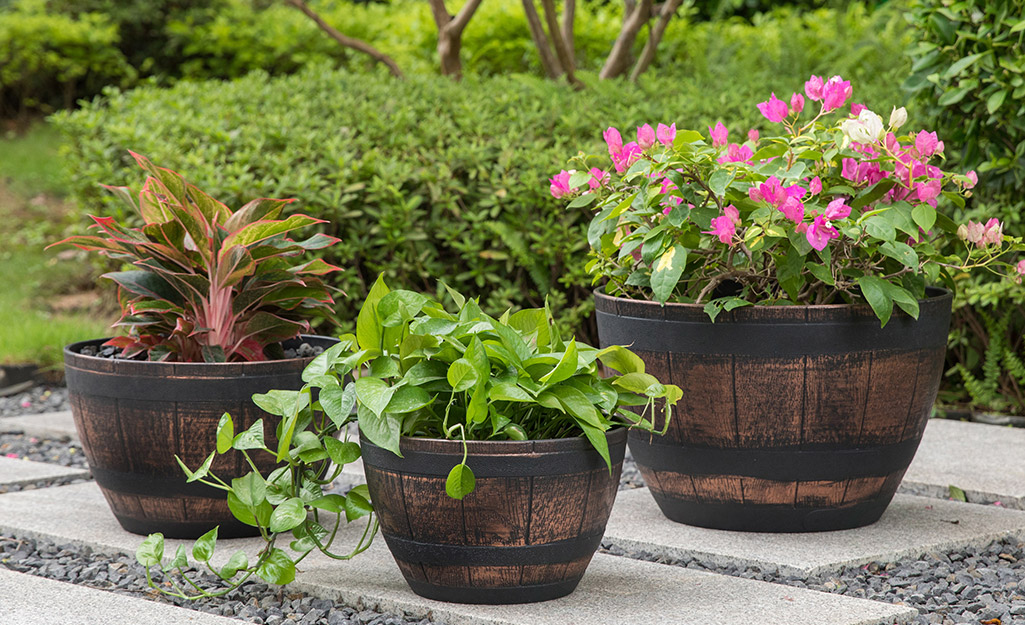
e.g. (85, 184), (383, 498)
(889, 106), (907, 129)
(957, 224), (969, 241)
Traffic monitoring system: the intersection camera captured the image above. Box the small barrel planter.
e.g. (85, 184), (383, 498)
(361, 428), (627, 604)
(64, 335), (337, 538)
(595, 288), (952, 532)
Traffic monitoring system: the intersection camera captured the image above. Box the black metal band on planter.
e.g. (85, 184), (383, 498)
(628, 433), (922, 482)
(64, 365), (303, 402)
(360, 435), (627, 478)
(650, 493), (894, 533)
(403, 579), (582, 605)
(594, 289), (952, 358)
(383, 532), (605, 567)
(90, 466), (227, 499)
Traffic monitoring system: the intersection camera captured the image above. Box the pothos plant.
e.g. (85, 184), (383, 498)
(135, 337), (377, 597)
(351, 274), (683, 499)
(551, 75), (1025, 325)
(48, 151), (340, 362)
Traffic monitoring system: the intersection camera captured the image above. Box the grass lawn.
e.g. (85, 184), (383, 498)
(0, 122), (115, 368)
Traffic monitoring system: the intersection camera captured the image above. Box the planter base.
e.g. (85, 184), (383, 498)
(403, 577), (582, 605)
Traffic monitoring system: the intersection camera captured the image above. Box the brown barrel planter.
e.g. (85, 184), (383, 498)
(594, 288), (952, 532)
(63, 335), (337, 538)
(361, 428), (627, 604)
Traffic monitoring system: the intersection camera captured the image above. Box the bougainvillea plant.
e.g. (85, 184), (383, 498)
(49, 152), (341, 361)
(553, 75), (1025, 325)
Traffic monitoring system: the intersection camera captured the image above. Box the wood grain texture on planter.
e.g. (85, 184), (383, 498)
(595, 288), (952, 532)
(361, 428), (626, 604)
(64, 335), (336, 538)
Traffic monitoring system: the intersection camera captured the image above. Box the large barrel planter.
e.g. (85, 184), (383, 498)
(594, 288), (952, 532)
(63, 335), (337, 538)
(361, 428), (627, 604)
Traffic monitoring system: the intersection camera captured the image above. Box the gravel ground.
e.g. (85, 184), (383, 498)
(2, 386), (1024, 624)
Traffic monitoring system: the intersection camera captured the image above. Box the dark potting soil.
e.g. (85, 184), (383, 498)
(77, 342), (325, 361)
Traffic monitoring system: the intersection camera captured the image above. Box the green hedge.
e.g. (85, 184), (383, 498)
(53, 5), (910, 340)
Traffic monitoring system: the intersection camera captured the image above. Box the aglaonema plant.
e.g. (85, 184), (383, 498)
(351, 275), (683, 499)
(48, 151), (340, 362)
(135, 337), (378, 597)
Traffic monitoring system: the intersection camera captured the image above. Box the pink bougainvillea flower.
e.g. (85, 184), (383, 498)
(915, 130), (942, 157)
(757, 93), (789, 123)
(965, 170), (978, 189)
(747, 128), (760, 144)
(961, 219), (1004, 246)
(704, 205), (740, 245)
(804, 214), (840, 250)
(915, 179), (942, 206)
(709, 121), (728, 148)
(657, 123), (676, 146)
(603, 127), (623, 154)
(981, 218), (1004, 246)
(785, 184), (807, 199)
(821, 76), (853, 113)
(718, 143), (753, 164)
(805, 75), (825, 101)
(588, 168), (610, 191)
(637, 124), (656, 150)
(749, 176), (787, 208)
(841, 158), (859, 182)
(659, 177), (683, 215)
(850, 103), (866, 116)
(809, 176), (822, 196)
(1016, 259), (1025, 280)
(790, 92), (805, 114)
(549, 170), (574, 198)
(611, 142), (644, 173)
(823, 197), (851, 221)
(779, 196), (805, 224)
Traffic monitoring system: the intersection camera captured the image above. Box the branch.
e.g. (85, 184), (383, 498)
(540, 0), (580, 86)
(599, 0), (653, 80)
(522, 0), (564, 78)
(450, 0), (485, 34)
(629, 0), (683, 82)
(287, 0), (403, 78)
(428, 0), (452, 27)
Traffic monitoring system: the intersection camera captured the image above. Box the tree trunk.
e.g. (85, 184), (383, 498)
(561, 0), (576, 70)
(429, 0), (485, 79)
(599, 0), (653, 80)
(286, 0), (403, 78)
(540, 0), (579, 86)
(522, 0), (564, 79)
(629, 0), (683, 82)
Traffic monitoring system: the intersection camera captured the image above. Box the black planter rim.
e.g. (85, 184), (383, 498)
(64, 334), (338, 372)
(360, 427), (628, 478)
(594, 285), (952, 320)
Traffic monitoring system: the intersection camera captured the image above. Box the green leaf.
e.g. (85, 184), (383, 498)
(344, 486), (374, 521)
(269, 497), (306, 533)
(466, 383), (489, 424)
(232, 471), (267, 508)
(488, 382), (534, 402)
(403, 360), (449, 386)
(611, 372), (665, 397)
(192, 527), (217, 562)
(216, 413), (234, 454)
(911, 204), (937, 233)
(707, 170), (731, 198)
(181, 451), (215, 483)
(539, 340), (579, 386)
(135, 533), (164, 567)
(219, 551), (249, 580)
(356, 274), (389, 351)
(986, 89), (1008, 114)
(541, 386), (602, 427)
(165, 545), (188, 572)
(446, 359), (479, 393)
(354, 377), (397, 417)
(948, 484), (968, 502)
(879, 241), (919, 268)
(579, 423), (611, 470)
(568, 193), (596, 209)
(942, 51), (987, 79)
(310, 493), (346, 513)
(232, 419), (266, 451)
(256, 548), (296, 585)
(857, 275), (893, 327)
(357, 404), (401, 456)
(886, 283), (920, 320)
(385, 385), (432, 413)
(324, 438), (361, 466)
(445, 463), (476, 499)
(937, 86), (970, 106)
(596, 345), (645, 375)
(320, 384), (356, 429)
(649, 245), (687, 304)
(864, 215), (896, 242)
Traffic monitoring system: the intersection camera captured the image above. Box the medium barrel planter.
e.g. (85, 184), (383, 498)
(595, 288), (952, 532)
(63, 335), (337, 538)
(361, 428), (627, 604)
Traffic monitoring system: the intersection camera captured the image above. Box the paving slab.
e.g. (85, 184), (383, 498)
(0, 410), (79, 442)
(899, 418), (1025, 509)
(0, 482), (916, 625)
(0, 568), (244, 625)
(0, 455), (89, 489)
(604, 488), (1025, 578)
